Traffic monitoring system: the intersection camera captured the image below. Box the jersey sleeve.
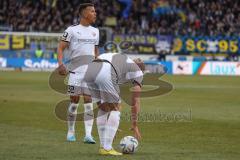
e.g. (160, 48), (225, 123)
(125, 58), (144, 87)
(95, 29), (100, 46)
(60, 27), (73, 42)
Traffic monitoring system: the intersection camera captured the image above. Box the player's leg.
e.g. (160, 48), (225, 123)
(66, 72), (82, 142)
(101, 103), (121, 151)
(98, 103), (122, 156)
(96, 102), (109, 148)
(67, 95), (80, 142)
(94, 62), (121, 155)
(83, 94), (96, 144)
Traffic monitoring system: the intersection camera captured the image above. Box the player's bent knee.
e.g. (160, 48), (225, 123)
(70, 96), (80, 103)
(83, 95), (92, 103)
(98, 103), (120, 112)
(68, 103), (78, 115)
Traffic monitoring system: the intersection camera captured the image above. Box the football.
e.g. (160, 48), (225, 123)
(119, 136), (139, 154)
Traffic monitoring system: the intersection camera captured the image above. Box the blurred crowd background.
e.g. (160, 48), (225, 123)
(1, 0), (240, 36)
(1, 0), (240, 63)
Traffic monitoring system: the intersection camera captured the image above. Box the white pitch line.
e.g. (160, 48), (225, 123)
(173, 84), (240, 89)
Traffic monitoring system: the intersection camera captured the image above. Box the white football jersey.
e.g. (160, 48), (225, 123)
(61, 24), (99, 57)
(98, 53), (143, 86)
(61, 24), (99, 72)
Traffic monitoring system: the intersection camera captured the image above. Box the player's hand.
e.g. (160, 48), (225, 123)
(58, 64), (67, 75)
(131, 126), (141, 141)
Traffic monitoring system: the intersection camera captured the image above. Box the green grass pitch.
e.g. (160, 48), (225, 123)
(0, 71), (240, 160)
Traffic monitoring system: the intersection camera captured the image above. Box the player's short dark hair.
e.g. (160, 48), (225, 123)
(79, 2), (94, 14)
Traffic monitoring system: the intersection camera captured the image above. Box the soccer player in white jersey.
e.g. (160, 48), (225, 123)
(84, 53), (144, 155)
(57, 2), (99, 143)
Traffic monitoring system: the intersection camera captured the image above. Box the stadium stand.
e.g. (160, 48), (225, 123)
(0, 0), (240, 62)
(1, 0), (240, 35)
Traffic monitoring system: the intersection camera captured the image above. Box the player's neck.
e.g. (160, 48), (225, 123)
(80, 19), (91, 27)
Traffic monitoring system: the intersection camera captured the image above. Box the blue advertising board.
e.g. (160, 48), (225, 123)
(6, 58), (58, 68)
(144, 61), (172, 74)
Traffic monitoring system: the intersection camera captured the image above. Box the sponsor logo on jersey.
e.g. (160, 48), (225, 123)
(77, 39), (97, 44)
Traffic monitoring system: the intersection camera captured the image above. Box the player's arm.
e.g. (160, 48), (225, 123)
(58, 41), (69, 66)
(57, 29), (72, 75)
(94, 46), (99, 58)
(57, 41), (69, 75)
(94, 29), (100, 59)
(131, 83), (142, 140)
